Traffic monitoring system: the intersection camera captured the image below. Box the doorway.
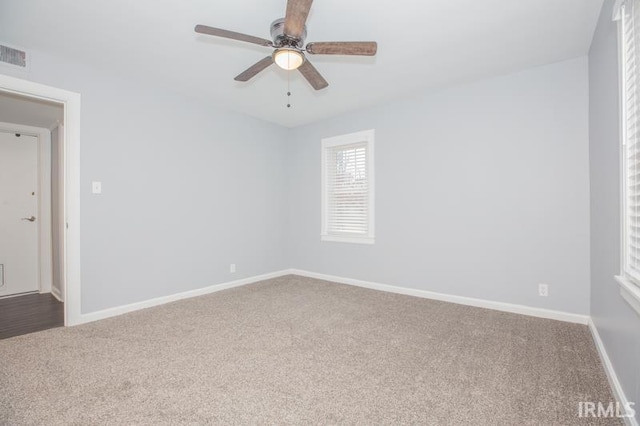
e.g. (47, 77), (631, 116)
(0, 94), (63, 338)
(0, 74), (81, 328)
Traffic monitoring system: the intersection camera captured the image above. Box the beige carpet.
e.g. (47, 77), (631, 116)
(0, 275), (620, 425)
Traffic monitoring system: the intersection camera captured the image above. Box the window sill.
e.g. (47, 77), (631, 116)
(614, 275), (640, 318)
(321, 235), (375, 245)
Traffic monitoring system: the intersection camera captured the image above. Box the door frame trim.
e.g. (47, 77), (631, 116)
(0, 74), (82, 326)
(0, 123), (53, 296)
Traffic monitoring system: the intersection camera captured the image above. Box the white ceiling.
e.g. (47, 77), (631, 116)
(0, 91), (63, 129)
(0, 0), (603, 127)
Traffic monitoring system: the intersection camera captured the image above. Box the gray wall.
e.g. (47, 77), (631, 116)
(589, 0), (640, 419)
(287, 57), (591, 315)
(51, 125), (63, 300)
(0, 91), (62, 129)
(1, 49), (289, 313)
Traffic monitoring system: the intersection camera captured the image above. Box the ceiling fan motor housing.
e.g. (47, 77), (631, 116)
(270, 18), (306, 49)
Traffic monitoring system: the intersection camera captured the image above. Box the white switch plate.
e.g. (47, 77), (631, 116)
(230, 264), (236, 273)
(92, 181), (102, 194)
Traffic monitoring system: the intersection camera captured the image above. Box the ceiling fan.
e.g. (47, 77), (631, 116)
(195, 0), (377, 90)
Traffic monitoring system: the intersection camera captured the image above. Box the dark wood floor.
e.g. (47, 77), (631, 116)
(0, 293), (64, 339)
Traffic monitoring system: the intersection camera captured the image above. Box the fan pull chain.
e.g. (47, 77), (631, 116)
(287, 69), (292, 108)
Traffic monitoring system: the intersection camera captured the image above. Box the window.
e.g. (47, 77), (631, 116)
(321, 129), (374, 244)
(620, 0), (640, 285)
(617, 0), (640, 315)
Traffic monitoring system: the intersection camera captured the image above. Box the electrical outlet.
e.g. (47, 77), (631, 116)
(538, 283), (549, 297)
(230, 263), (236, 273)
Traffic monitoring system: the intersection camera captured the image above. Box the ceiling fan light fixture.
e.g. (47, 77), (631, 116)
(273, 48), (304, 70)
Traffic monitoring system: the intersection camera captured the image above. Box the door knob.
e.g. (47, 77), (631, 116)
(21, 216), (36, 222)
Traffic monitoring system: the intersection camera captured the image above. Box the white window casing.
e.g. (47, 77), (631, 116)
(617, 0), (640, 316)
(321, 129), (375, 244)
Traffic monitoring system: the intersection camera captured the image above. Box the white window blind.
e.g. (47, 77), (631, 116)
(622, 0), (640, 285)
(327, 143), (368, 234)
(321, 130), (374, 244)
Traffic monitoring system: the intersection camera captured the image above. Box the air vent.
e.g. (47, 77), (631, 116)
(0, 44), (27, 69)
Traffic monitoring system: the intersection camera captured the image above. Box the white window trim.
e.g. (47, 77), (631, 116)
(616, 0), (640, 317)
(615, 276), (640, 316)
(321, 129), (375, 245)
(614, 0), (624, 21)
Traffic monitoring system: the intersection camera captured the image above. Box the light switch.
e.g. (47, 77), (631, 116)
(92, 181), (102, 194)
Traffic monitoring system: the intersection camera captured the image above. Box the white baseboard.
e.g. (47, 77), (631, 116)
(77, 270), (291, 325)
(76, 268), (588, 326)
(588, 319), (638, 426)
(289, 269), (589, 325)
(51, 286), (63, 303)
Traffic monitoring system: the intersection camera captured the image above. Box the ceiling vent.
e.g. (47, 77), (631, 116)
(0, 44), (28, 69)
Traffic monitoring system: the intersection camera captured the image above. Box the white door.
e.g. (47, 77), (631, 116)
(0, 131), (39, 296)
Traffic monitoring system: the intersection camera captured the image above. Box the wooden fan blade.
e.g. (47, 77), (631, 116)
(298, 60), (328, 90)
(306, 42), (377, 56)
(195, 25), (273, 47)
(234, 56), (274, 82)
(284, 0), (313, 39)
